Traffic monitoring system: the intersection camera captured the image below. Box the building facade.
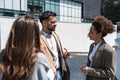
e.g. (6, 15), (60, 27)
(0, 0), (83, 23)
(0, 0), (102, 23)
(1, 0), (110, 52)
(0, 0), (119, 79)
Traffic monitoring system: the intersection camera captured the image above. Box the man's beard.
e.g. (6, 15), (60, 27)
(47, 27), (55, 31)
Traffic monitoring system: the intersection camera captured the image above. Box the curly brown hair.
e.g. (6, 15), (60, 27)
(93, 16), (115, 37)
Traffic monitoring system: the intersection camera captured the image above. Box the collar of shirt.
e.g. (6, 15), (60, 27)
(93, 40), (102, 50)
(41, 30), (60, 68)
(41, 30), (52, 38)
(89, 40), (102, 65)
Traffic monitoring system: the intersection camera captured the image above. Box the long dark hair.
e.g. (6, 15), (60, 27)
(0, 15), (40, 80)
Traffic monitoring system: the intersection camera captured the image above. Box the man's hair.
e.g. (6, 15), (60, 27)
(39, 11), (56, 23)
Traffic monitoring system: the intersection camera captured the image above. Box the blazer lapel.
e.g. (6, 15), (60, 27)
(52, 32), (64, 56)
(89, 43), (94, 55)
(40, 33), (56, 60)
(41, 35), (53, 52)
(92, 39), (106, 65)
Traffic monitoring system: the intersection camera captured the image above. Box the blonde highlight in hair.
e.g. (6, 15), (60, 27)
(0, 15), (40, 80)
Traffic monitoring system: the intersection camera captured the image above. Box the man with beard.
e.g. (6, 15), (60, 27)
(39, 11), (70, 80)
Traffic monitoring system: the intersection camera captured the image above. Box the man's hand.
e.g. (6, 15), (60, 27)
(63, 48), (70, 59)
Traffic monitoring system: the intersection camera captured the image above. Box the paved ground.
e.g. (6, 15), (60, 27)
(67, 52), (88, 80)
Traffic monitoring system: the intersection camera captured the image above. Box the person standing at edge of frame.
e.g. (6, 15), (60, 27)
(81, 16), (116, 80)
(39, 11), (70, 80)
(0, 15), (55, 80)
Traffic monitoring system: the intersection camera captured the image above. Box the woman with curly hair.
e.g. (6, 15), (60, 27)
(81, 16), (116, 80)
(0, 15), (55, 80)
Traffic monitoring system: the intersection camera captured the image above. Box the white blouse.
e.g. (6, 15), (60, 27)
(89, 41), (102, 66)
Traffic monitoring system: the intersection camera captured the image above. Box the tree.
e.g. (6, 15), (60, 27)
(101, 0), (120, 24)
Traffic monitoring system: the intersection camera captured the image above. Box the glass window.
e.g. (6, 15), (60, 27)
(5, 0), (12, 9)
(21, 0), (27, 11)
(0, 0), (82, 23)
(45, 0), (60, 21)
(50, 4), (55, 12)
(55, 5), (59, 16)
(45, 3), (51, 11)
(0, 0), (4, 8)
(68, 7), (71, 16)
(64, 7), (68, 16)
(45, 0), (82, 23)
(59, 0), (82, 23)
(13, 0), (20, 10)
(27, 0), (44, 17)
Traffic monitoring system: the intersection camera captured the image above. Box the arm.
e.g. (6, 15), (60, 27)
(82, 49), (116, 78)
(31, 62), (49, 80)
(34, 53), (56, 80)
(63, 48), (70, 59)
(52, 32), (70, 59)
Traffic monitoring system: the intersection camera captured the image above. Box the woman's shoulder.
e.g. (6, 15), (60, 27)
(30, 52), (51, 80)
(103, 43), (113, 50)
(30, 52), (50, 80)
(35, 52), (50, 68)
(37, 52), (48, 63)
(101, 43), (115, 55)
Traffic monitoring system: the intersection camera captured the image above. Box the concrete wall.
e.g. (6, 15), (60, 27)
(56, 22), (92, 52)
(0, 17), (117, 52)
(0, 17), (16, 51)
(56, 22), (117, 52)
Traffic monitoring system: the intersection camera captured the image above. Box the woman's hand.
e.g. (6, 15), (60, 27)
(81, 66), (87, 73)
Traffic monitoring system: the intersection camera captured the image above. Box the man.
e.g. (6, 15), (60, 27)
(39, 11), (70, 80)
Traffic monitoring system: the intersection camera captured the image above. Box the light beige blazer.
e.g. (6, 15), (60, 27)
(86, 39), (116, 80)
(40, 31), (65, 76)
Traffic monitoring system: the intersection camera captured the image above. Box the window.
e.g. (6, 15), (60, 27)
(0, 0), (27, 17)
(0, 0), (83, 23)
(45, 0), (60, 21)
(45, 0), (82, 23)
(27, 0), (44, 17)
(59, 0), (82, 23)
